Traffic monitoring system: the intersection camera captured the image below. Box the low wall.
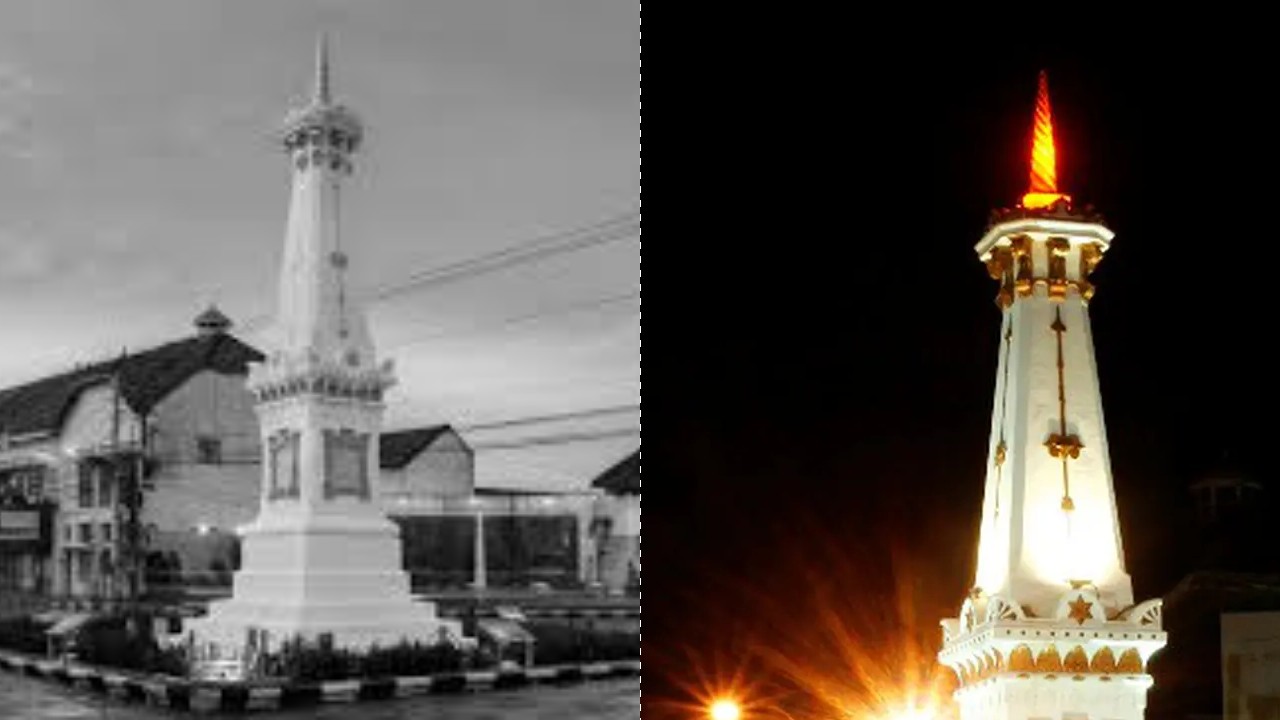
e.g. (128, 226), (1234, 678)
(0, 648), (639, 713)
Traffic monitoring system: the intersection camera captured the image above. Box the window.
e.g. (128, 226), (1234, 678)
(0, 466), (46, 504)
(101, 524), (113, 543)
(323, 429), (370, 500)
(76, 552), (92, 583)
(97, 466), (113, 508)
(24, 469), (43, 502)
(196, 436), (223, 465)
(78, 464), (95, 508)
(78, 523), (93, 544)
(268, 431), (300, 500)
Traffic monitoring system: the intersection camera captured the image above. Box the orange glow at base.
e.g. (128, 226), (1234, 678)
(709, 698), (743, 720)
(1020, 70), (1070, 210)
(885, 707), (936, 720)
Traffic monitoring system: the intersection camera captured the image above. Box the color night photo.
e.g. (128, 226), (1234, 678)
(648, 29), (1274, 720)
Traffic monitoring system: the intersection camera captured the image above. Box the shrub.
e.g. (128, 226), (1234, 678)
(62, 611), (187, 676)
(359, 640), (465, 678)
(0, 616), (49, 655)
(261, 636), (466, 683)
(75, 613), (161, 672)
(528, 621), (640, 665)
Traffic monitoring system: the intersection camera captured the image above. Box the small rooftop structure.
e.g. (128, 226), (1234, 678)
(592, 449), (640, 496)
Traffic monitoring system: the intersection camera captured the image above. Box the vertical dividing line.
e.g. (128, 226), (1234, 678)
(1051, 306), (1073, 509)
(993, 313), (1014, 518)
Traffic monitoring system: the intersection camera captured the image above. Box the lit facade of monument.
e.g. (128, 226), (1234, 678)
(938, 72), (1167, 719)
(185, 38), (462, 668)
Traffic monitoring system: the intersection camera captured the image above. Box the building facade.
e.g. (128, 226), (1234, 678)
(591, 449), (640, 594)
(0, 309), (262, 608)
(1223, 611), (1280, 720)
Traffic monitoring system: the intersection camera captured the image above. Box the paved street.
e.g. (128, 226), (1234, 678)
(0, 673), (640, 719)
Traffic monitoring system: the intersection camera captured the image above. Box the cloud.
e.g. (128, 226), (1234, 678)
(0, 228), (60, 282)
(0, 61), (64, 175)
(0, 63), (38, 156)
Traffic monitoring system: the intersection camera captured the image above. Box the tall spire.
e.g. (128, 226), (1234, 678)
(1020, 70), (1072, 210)
(272, 33), (371, 367)
(314, 32), (332, 105)
(940, 72), (1167, 719)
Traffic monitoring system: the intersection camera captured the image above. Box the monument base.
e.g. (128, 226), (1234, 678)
(938, 586), (1166, 720)
(184, 507), (464, 679)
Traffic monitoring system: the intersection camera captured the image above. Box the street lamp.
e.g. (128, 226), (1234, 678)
(708, 699), (741, 720)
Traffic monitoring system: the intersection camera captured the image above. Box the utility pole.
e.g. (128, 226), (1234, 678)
(111, 350), (142, 612)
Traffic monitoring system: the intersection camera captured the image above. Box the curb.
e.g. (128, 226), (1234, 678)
(0, 648), (639, 713)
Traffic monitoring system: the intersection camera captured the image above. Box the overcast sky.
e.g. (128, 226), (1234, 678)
(0, 1), (640, 489)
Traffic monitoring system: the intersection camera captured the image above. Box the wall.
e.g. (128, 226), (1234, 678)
(1224, 611), (1280, 720)
(400, 430), (473, 498)
(594, 494), (640, 591)
(140, 370), (261, 589)
(60, 383), (144, 451)
(142, 462), (260, 537)
(148, 370), (259, 465)
(54, 382), (142, 599)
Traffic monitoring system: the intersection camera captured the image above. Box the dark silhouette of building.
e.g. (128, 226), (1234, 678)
(1148, 455), (1280, 720)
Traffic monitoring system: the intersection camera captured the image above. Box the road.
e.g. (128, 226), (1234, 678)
(0, 672), (640, 719)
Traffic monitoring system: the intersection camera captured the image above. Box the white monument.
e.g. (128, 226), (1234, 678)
(186, 38), (462, 666)
(937, 72), (1167, 719)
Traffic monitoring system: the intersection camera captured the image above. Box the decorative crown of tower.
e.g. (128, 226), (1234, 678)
(977, 72), (1112, 309)
(281, 34), (364, 176)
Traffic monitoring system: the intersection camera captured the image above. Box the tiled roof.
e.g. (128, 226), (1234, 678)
(592, 449), (640, 495)
(0, 332), (263, 438)
(379, 425), (458, 470)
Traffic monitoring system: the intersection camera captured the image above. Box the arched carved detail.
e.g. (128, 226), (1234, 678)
(959, 597), (978, 634)
(1126, 599), (1164, 629)
(1035, 645), (1063, 672)
(985, 595), (1026, 623)
(1090, 647), (1117, 673)
(1117, 648), (1144, 673)
(992, 648), (1005, 672)
(1009, 645), (1035, 672)
(1063, 646), (1089, 672)
(1011, 235), (1035, 296)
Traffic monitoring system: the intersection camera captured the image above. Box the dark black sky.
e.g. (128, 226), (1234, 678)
(652, 35), (1274, 718)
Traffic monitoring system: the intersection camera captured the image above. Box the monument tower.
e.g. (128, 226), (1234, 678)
(937, 72), (1167, 719)
(187, 38), (461, 668)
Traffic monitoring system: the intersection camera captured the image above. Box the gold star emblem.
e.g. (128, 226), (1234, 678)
(1067, 595), (1093, 625)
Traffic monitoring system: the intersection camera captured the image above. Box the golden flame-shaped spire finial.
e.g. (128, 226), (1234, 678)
(1021, 70), (1071, 210)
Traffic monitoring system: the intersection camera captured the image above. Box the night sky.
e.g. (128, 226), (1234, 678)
(650, 38), (1275, 718)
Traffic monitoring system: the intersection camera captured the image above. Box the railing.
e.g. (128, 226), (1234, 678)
(383, 493), (597, 516)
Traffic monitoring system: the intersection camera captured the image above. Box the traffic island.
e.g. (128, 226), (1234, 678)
(0, 648), (640, 713)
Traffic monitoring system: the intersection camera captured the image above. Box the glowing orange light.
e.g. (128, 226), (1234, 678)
(885, 707), (937, 720)
(709, 698), (743, 720)
(1021, 70), (1072, 210)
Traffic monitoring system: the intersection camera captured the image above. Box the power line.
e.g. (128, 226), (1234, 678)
(239, 210), (640, 333)
(468, 428), (640, 452)
(367, 211), (639, 303)
(456, 404), (640, 433)
(387, 291), (640, 352)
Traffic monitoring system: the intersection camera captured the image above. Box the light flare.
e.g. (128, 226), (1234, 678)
(1021, 70), (1072, 210)
(710, 698), (743, 720)
(741, 520), (957, 719)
